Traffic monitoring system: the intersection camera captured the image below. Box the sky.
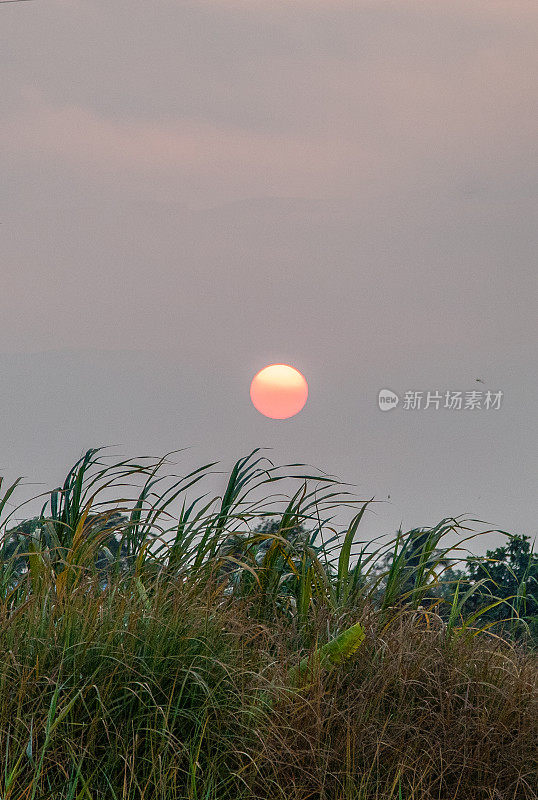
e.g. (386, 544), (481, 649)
(1, 0), (537, 549)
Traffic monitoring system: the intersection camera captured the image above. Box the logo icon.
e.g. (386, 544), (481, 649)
(378, 389), (399, 411)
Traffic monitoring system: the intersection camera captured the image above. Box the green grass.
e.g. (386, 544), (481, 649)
(0, 449), (536, 800)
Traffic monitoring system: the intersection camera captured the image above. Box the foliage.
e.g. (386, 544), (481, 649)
(0, 449), (536, 799)
(460, 534), (538, 641)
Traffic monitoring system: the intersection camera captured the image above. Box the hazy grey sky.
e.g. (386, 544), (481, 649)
(1, 0), (537, 548)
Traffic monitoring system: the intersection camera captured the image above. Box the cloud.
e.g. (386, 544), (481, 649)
(2, 21), (535, 208)
(1, 0), (536, 208)
(2, 103), (313, 169)
(0, 96), (379, 201)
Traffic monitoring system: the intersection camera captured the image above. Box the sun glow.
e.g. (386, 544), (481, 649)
(250, 364), (308, 419)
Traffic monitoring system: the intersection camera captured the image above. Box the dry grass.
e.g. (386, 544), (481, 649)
(257, 611), (538, 800)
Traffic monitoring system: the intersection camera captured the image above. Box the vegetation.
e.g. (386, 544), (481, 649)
(0, 448), (536, 800)
(460, 535), (538, 640)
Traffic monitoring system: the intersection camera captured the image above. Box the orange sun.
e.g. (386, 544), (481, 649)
(250, 364), (308, 419)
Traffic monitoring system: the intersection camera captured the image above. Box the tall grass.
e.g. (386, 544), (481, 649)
(0, 449), (536, 799)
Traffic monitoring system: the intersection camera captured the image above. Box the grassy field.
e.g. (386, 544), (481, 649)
(0, 449), (536, 800)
